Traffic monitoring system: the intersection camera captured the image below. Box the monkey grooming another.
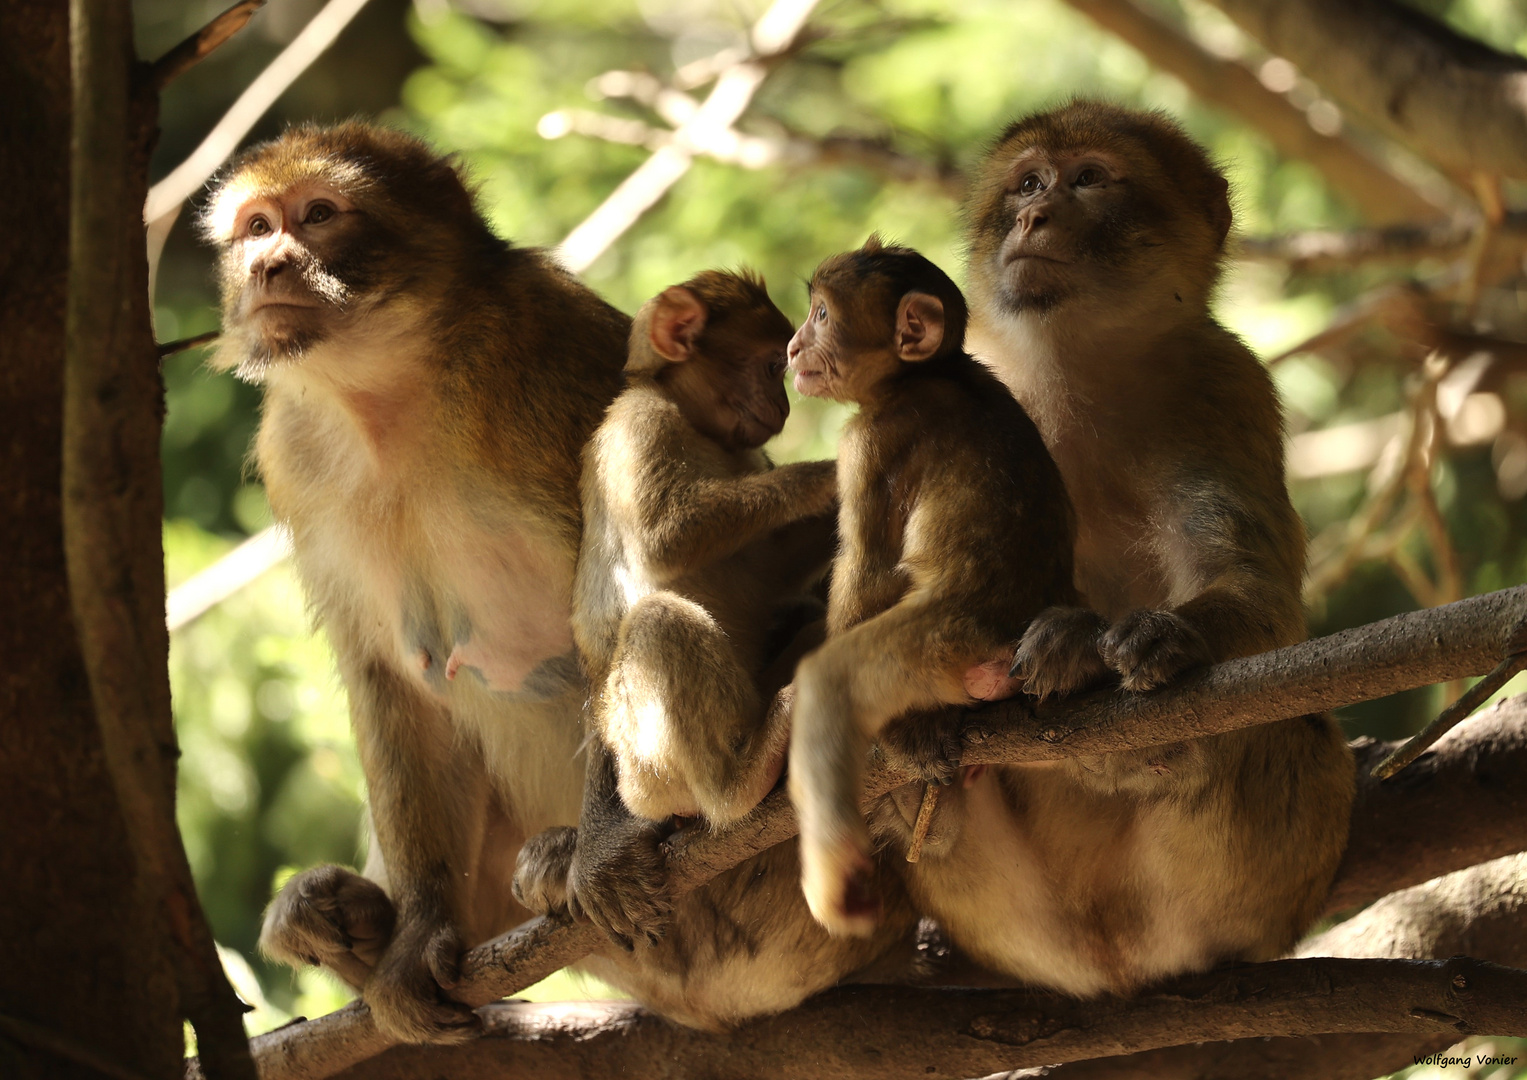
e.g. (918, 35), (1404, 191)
(201, 123), (630, 1042)
(784, 237), (1077, 938)
(905, 100), (1354, 993)
(513, 270), (921, 1027)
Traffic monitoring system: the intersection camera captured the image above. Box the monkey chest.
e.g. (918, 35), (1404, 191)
(313, 509), (578, 702)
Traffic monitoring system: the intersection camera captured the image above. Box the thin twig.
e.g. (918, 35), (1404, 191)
(150, 0), (265, 91)
(157, 330), (220, 358)
(1371, 651), (1527, 779)
(143, 0), (374, 226)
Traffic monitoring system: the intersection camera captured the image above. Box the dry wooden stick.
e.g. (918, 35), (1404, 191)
(220, 584), (1527, 1080)
(1371, 650), (1527, 780)
(150, 0), (265, 91)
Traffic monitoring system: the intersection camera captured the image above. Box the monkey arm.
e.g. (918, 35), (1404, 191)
(1083, 466), (1306, 693)
(629, 458), (838, 579)
(344, 657), (484, 1043)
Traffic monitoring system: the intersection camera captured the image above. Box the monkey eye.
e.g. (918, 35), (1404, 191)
(1074, 167), (1104, 187)
(1017, 173), (1045, 196)
(815, 304), (828, 322)
(768, 356), (787, 378)
(247, 215), (272, 237)
(304, 202), (336, 225)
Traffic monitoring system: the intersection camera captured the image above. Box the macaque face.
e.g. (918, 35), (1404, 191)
(650, 283), (794, 451)
(205, 175), (377, 377)
(788, 276), (941, 404)
(982, 147), (1139, 313)
(968, 105), (1232, 320)
(787, 288), (893, 404)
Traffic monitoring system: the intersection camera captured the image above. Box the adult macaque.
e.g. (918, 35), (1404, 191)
(514, 270), (920, 1021)
(905, 100), (1354, 993)
(784, 238), (1077, 937)
(202, 124), (629, 1042)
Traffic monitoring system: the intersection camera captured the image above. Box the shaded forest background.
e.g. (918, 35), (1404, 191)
(135, 0), (1527, 1069)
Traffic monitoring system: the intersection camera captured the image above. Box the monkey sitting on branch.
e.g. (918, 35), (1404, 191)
(784, 237), (1078, 938)
(199, 123), (632, 1043)
(514, 270), (920, 1026)
(893, 100), (1353, 994)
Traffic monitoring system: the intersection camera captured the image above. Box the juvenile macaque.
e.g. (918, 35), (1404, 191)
(514, 271), (920, 1022)
(899, 100), (1356, 993)
(202, 123), (629, 1042)
(580, 270), (837, 827)
(784, 238), (1077, 937)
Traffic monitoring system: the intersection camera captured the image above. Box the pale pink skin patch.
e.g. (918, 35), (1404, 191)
(964, 653), (1024, 702)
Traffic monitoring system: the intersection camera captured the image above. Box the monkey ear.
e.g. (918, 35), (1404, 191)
(895, 292), (945, 363)
(650, 286), (708, 362)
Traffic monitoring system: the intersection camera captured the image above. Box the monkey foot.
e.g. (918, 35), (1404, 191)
(1011, 606), (1112, 698)
(259, 864), (396, 990)
(1100, 609), (1211, 692)
(801, 834), (881, 938)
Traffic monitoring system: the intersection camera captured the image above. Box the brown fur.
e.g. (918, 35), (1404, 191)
(784, 239), (1077, 937)
(902, 100), (1356, 994)
(203, 123), (627, 1044)
(514, 269), (919, 1023)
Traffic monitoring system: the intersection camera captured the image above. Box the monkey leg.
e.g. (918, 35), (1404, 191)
(260, 863), (396, 990)
(604, 591), (785, 827)
(343, 658), (485, 1044)
(514, 742), (672, 950)
(789, 600), (969, 938)
(1011, 605), (1112, 698)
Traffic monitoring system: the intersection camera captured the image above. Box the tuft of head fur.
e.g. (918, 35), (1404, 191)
(626, 268), (792, 375)
(811, 237), (969, 358)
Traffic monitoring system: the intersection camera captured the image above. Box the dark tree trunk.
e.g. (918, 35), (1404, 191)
(0, 2), (253, 1077)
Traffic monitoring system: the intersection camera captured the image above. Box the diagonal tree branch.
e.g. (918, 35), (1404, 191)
(149, 0), (264, 91)
(1057, 0), (1444, 224)
(221, 585), (1527, 1080)
(1201, 0), (1527, 180)
(552, 0), (821, 273)
(328, 957), (1527, 1080)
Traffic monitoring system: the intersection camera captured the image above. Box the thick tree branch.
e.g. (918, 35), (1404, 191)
(337, 957), (1527, 1080)
(226, 586), (1527, 1080)
(1201, 0), (1527, 180)
(66, 2), (255, 1076)
(1333, 697), (1527, 913)
(1058, 0), (1442, 224)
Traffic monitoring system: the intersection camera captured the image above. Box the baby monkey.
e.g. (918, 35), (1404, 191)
(786, 238), (1076, 936)
(516, 271), (851, 948)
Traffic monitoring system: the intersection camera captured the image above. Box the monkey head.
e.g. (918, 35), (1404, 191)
(788, 236), (969, 404)
(966, 101), (1231, 322)
(199, 123), (488, 381)
(628, 270), (794, 451)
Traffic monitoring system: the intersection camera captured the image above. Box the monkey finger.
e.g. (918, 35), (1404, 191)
(423, 925), (465, 990)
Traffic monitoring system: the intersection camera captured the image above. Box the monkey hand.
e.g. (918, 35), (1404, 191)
(876, 707), (965, 786)
(364, 917), (480, 1044)
(1011, 606), (1112, 699)
(1100, 608), (1212, 692)
(259, 864), (396, 990)
(565, 821), (673, 951)
(512, 826), (578, 917)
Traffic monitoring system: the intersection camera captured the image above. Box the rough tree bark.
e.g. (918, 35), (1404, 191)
(0, 2), (183, 1077)
(65, 1), (257, 1075)
(2, 1), (256, 1077)
(1201, 0), (1527, 179)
